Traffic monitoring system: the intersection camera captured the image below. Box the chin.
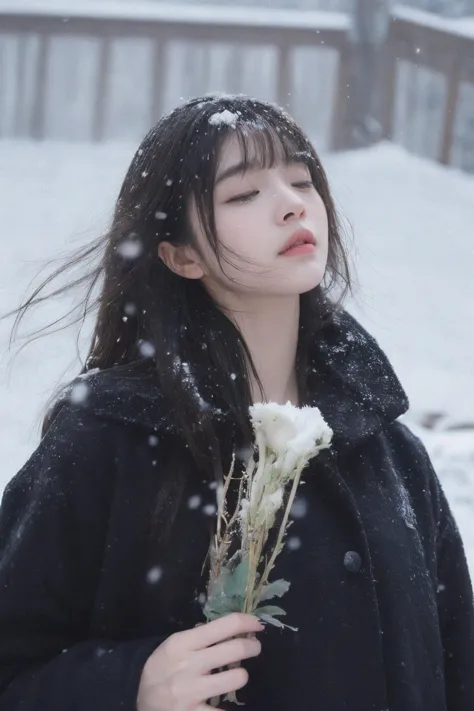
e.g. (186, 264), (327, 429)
(294, 265), (327, 294)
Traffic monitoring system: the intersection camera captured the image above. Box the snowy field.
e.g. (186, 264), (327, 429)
(0, 139), (473, 574)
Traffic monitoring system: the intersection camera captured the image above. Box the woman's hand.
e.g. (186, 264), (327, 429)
(137, 613), (263, 711)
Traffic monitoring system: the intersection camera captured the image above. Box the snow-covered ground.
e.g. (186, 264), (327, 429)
(0, 139), (473, 574)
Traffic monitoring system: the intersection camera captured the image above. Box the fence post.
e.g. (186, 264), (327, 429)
(379, 27), (398, 141)
(330, 41), (352, 151)
(440, 53), (460, 165)
(277, 42), (292, 112)
(92, 35), (112, 142)
(343, 0), (390, 148)
(151, 39), (166, 125)
(30, 33), (50, 140)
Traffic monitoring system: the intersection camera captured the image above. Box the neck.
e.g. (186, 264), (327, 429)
(228, 295), (300, 406)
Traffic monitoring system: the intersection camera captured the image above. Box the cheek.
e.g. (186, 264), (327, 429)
(311, 197), (329, 239)
(215, 208), (261, 258)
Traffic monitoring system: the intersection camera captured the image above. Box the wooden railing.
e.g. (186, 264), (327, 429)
(2, 2), (474, 169)
(380, 6), (474, 166)
(0, 0), (352, 149)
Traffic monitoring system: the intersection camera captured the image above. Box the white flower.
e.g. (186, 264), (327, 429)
(255, 488), (284, 528)
(266, 488), (283, 511)
(249, 401), (333, 473)
(239, 497), (250, 524)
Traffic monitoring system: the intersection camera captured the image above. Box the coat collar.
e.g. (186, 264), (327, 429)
(306, 309), (409, 451)
(55, 310), (408, 453)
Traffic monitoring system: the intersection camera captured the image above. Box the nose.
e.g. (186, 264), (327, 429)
(275, 186), (306, 225)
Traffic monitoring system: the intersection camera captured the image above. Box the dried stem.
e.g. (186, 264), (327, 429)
(248, 431), (267, 515)
(252, 462), (305, 606)
(216, 452), (236, 543)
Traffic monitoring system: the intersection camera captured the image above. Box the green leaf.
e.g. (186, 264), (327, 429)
(207, 566), (232, 599)
(257, 612), (298, 632)
(203, 594), (245, 621)
(225, 555), (250, 598)
(255, 605), (287, 617)
(259, 579), (290, 602)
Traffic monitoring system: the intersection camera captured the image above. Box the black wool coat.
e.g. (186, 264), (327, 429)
(0, 311), (473, 711)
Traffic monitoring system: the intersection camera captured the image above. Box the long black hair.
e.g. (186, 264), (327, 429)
(3, 94), (353, 485)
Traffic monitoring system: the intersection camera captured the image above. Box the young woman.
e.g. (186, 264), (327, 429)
(0, 94), (472, 711)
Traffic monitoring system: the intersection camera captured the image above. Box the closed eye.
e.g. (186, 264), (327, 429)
(292, 180), (314, 190)
(226, 190), (259, 204)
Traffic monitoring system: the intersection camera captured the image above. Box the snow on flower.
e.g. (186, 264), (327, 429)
(249, 401), (333, 473)
(257, 488), (283, 525)
(239, 497), (250, 524)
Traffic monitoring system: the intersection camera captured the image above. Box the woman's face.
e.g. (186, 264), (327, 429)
(190, 133), (329, 303)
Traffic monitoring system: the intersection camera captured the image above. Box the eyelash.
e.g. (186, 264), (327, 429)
(227, 181), (314, 204)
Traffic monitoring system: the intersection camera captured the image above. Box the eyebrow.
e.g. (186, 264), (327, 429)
(215, 155), (308, 185)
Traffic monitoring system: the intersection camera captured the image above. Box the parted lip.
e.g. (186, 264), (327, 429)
(278, 228), (316, 255)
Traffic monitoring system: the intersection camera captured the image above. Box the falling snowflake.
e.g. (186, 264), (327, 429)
(155, 211), (167, 220)
(139, 340), (156, 358)
(70, 382), (89, 405)
(290, 496), (308, 519)
(147, 566), (163, 584)
(287, 536), (302, 551)
(117, 238), (143, 260)
(188, 495), (202, 510)
(124, 302), (138, 316)
(203, 503), (217, 516)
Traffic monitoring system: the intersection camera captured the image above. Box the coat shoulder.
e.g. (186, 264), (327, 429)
(380, 420), (443, 527)
(2, 402), (121, 521)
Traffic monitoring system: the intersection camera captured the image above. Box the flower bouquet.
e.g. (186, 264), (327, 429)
(202, 401), (333, 706)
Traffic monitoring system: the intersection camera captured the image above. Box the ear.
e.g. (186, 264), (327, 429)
(158, 242), (205, 280)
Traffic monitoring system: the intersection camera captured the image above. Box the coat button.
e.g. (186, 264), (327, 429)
(343, 551), (362, 573)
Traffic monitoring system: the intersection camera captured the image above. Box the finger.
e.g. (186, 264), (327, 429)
(183, 613), (263, 651)
(195, 637), (261, 674)
(197, 666), (249, 700)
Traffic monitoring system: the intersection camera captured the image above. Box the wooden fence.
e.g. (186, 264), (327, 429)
(380, 7), (474, 167)
(1, 1), (474, 170)
(0, 0), (352, 149)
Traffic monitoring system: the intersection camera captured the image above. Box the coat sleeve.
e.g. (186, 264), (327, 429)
(401, 423), (474, 708)
(434, 473), (474, 709)
(0, 406), (163, 710)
